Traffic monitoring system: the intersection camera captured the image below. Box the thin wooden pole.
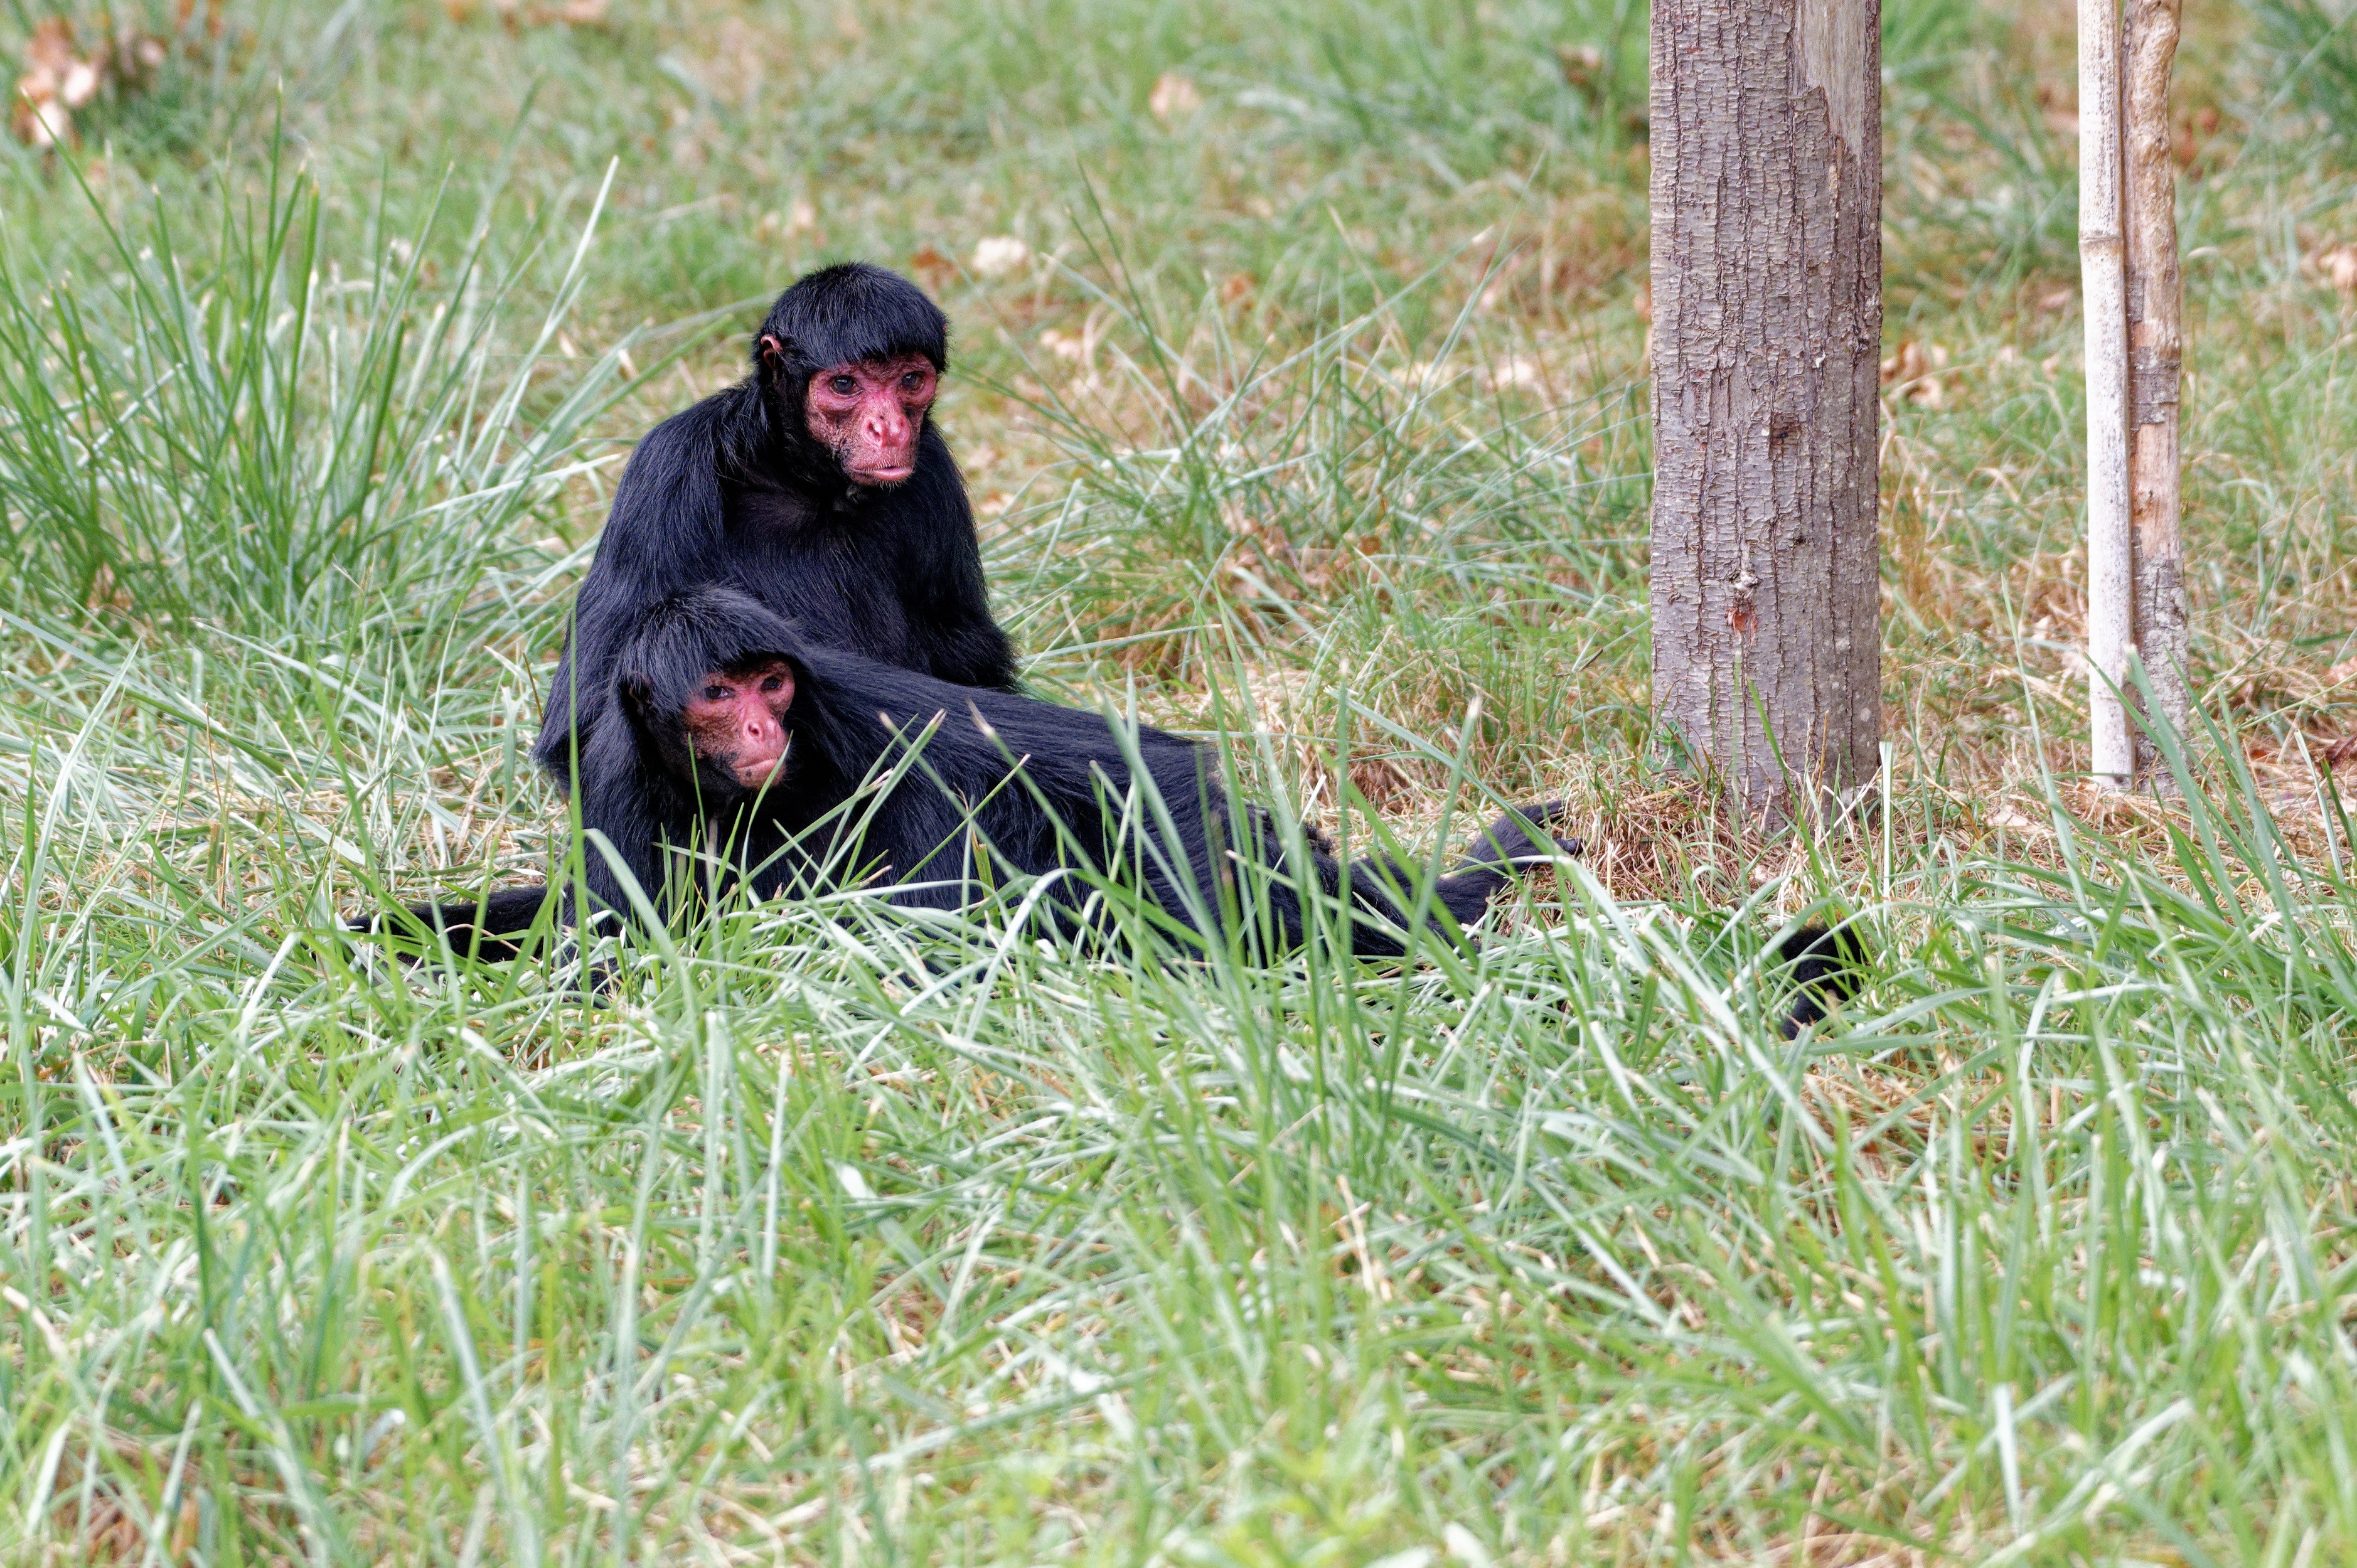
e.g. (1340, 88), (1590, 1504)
(2080, 0), (2134, 788)
(2124, 0), (2187, 785)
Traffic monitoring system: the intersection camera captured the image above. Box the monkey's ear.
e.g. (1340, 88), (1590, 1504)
(619, 672), (658, 720)
(758, 334), (786, 364)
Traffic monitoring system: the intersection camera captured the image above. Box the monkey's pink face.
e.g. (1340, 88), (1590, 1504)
(803, 353), (938, 486)
(682, 661), (796, 788)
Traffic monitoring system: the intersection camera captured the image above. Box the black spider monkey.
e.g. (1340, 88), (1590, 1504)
(370, 590), (1866, 1028)
(533, 263), (1020, 797)
(378, 587), (1583, 964)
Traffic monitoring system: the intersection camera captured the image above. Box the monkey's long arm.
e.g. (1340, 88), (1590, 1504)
(533, 409), (732, 789)
(363, 697), (696, 955)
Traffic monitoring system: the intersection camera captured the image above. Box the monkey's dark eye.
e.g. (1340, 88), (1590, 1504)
(760, 674), (786, 693)
(702, 684), (731, 703)
(901, 371), (926, 390)
(830, 375), (858, 396)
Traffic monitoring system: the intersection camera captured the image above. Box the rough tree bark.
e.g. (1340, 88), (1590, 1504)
(2124, 0), (2188, 782)
(1649, 0), (1883, 820)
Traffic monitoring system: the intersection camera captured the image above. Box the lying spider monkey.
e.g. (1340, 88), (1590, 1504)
(371, 586), (1579, 963)
(363, 587), (1862, 1030)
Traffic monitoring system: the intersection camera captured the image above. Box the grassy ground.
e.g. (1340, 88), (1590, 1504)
(4, 0), (2357, 1562)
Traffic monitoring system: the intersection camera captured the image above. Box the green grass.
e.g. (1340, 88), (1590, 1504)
(5, 1), (2357, 1562)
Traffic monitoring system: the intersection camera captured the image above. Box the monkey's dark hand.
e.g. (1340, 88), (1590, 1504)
(1460, 799), (1583, 867)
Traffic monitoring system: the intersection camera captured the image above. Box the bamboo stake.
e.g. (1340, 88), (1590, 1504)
(2080, 0), (2134, 788)
(2125, 0), (2187, 786)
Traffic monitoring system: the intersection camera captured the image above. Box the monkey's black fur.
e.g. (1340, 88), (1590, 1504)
(1776, 922), (1867, 1037)
(533, 263), (1018, 794)
(385, 587), (1578, 961)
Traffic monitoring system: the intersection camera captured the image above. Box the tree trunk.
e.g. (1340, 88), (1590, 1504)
(2124, 0), (2188, 782)
(1649, 0), (1883, 821)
